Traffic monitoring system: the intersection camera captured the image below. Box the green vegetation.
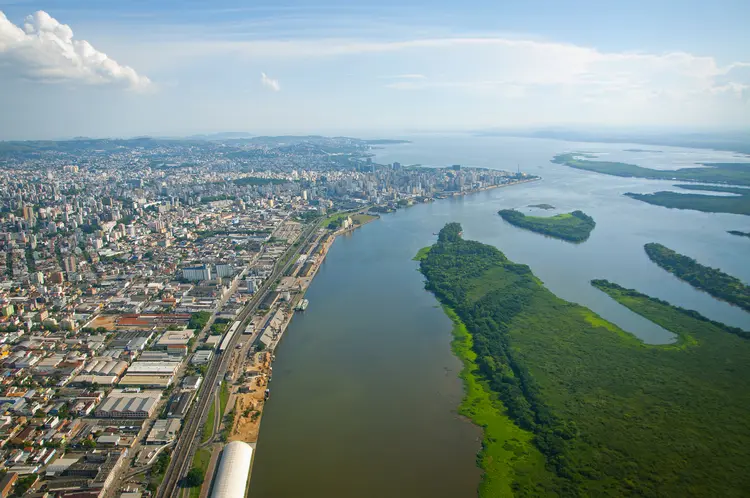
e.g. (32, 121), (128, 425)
(592, 279), (749, 341)
(444, 305), (557, 496)
(626, 184), (750, 216)
(644, 242), (750, 312)
(219, 380), (230, 415)
(148, 451), (171, 493)
(189, 312), (211, 330)
(412, 246), (431, 261)
(201, 395), (216, 444)
(419, 223), (750, 496)
(187, 447), (212, 497)
(210, 322), (226, 335)
(553, 152), (750, 186)
(498, 209), (596, 242)
(729, 230), (750, 238)
(527, 203), (555, 210)
(13, 475), (38, 496)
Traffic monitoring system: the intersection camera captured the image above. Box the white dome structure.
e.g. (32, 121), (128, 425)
(210, 441), (254, 498)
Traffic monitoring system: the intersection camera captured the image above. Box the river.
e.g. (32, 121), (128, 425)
(248, 134), (750, 498)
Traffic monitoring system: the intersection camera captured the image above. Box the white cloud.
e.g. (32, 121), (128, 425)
(0, 10), (150, 89)
(260, 72), (280, 91)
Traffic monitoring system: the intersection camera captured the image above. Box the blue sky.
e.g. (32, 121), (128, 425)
(0, 0), (748, 139)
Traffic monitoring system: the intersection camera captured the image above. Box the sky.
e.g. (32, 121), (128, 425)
(0, 0), (749, 139)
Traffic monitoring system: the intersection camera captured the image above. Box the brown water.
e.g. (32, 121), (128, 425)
(248, 135), (750, 498)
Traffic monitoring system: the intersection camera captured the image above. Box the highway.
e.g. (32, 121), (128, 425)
(156, 221), (320, 498)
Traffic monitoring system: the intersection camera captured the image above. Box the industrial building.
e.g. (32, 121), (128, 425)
(94, 390), (161, 418)
(118, 374), (174, 389)
(165, 391), (195, 419)
(125, 361), (180, 375)
(210, 441), (253, 498)
(146, 418), (181, 444)
(155, 330), (194, 356)
(191, 350), (213, 365)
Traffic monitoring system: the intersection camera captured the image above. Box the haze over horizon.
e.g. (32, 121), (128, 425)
(1, 0), (749, 140)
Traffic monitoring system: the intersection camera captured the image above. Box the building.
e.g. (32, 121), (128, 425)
(146, 418), (181, 444)
(118, 375), (174, 389)
(191, 350), (213, 365)
(63, 255), (77, 274)
(182, 376), (202, 390)
(165, 391), (195, 419)
(215, 264), (235, 278)
(155, 330), (193, 356)
(0, 472), (17, 498)
(125, 361), (180, 376)
(94, 390), (161, 418)
(182, 265), (212, 282)
(211, 441), (253, 498)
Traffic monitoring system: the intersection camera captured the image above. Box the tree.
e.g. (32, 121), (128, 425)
(185, 467), (204, 487)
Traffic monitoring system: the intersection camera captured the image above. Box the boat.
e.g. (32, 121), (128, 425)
(295, 299), (309, 311)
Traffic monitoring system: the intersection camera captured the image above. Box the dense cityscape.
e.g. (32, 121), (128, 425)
(0, 136), (531, 497)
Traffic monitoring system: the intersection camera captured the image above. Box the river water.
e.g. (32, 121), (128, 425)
(248, 135), (750, 498)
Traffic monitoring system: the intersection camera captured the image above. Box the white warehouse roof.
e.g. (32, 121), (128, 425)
(211, 441), (253, 498)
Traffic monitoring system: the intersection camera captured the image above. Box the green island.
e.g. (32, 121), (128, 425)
(644, 242), (750, 312)
(418, 223), (750, 496)
(552, 152), (750, 186)
(729, 230), (750, 238)
(498, 209), (595, 242)
(626, 184), (750, 216)
(527, 203), (555, 210)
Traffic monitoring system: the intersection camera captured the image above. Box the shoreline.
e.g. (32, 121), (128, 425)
(236, 178), (535, 493)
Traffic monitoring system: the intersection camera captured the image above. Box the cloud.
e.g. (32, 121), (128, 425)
(0, 10), (150, 89)
(260, 71), (280, 91)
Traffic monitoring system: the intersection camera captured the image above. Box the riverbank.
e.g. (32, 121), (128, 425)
(442, 305), (553, 497)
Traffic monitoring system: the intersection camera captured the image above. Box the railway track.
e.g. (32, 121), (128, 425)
(156, 222), (320, 498)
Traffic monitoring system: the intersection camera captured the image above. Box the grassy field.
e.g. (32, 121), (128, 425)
(324, 210), (377, 228)
(644, 242), (750, 312)
(626, 184), (750, 216)
(201, 396), (216, 444)
(552, 152), (750, 186)
(498, 209), (596, 242)
(219, 381), (230, 415)
(419, 223), (750, 496)
(412, 246), (431, 261)
(189, 447), (213, 498)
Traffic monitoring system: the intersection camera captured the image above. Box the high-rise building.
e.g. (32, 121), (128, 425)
(22, 205), (35, 223)
(64, 255), (77, 274)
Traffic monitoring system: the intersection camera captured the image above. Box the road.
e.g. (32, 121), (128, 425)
(156, 221), (320, 498)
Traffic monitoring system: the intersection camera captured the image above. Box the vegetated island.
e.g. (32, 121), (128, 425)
(417, 223), (750, 497)
(626, 184), (750, 216)
(644, 242), (750, 312)
(498, 209), (595, 242)
(527, 203), (555, 210)
(552, 152), (750, 186)
(728, 230), (750, 238)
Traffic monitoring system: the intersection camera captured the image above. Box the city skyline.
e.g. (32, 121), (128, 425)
(1, 0), (749, 139)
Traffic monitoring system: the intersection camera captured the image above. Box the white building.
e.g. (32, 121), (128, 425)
(211, 441), (253, 498)
(182, 265), (212, 282)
